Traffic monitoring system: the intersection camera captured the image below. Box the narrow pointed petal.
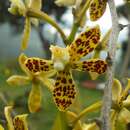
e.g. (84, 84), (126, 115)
(19, 53), (54, 76)
(69, 26), (100, 61)
(7, 75), (30, 86)
(53, 70), (76, 111)
(118, 108), (130, 124)
(0, 125), (4, 130)
(28, 83), (42, 113)
(66, 111), (82, 130)
(112, 79), (122, 102)
(111, 110), (118, 130)
(120, 79), (130, 102)
(13, 114), (28, 130)
(71, 59), (107, 75)
(55, 0), (76, 6)
(89, 0), (107, 21)
(21, 17), (31, 50)
(4, 106), (14, 130)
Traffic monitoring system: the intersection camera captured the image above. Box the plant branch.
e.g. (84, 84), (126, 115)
(67, 0), (91, 43)
(26, 8), (68, 45)
(100, 0), (120, 130)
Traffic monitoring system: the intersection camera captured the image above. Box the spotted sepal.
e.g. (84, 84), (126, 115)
(72, 59), (107, 74)
(13, 114), (28, 130)
(24, 57), (54, 74)
(69, 26), (100, 62)
(89, 0), (107, 21)
(53, 70), (76, 111)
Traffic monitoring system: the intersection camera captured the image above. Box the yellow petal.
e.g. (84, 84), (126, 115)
(8, 0), (26, 16)
(100, 29), (111, 49)
(112, 79), (122, 102)
(66, 111), (82, 130)
(82, 122), (100, 130)
(28, 83), (42, 113)
(69, 25), (100, 61)
(55, 0), (76, 6)
(0, 125), (4, 130)
(21, 17), (31, 50)
(4, 106), (14, 130)
(89, 72), (99, 80)
(29, 0), (42, 10)
(72, 59), (107, 76)
(120, 79), (130, 102)
(53, 69), (76, 111)
(29, 0), (42, 26)
(19, 53), (54, 76)
(111, 110), (118, 130)
(123, 95), (130, 107)
(19, 53), (30, 76)
(13, 114), (28, 130)
(89, 0), (107, 21)
(118, 108), (130, 124)
(7, 75), (30, 86)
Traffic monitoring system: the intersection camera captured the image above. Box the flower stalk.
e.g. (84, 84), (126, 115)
(26, 8), (67, 45)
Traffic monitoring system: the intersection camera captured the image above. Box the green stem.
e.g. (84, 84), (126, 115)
(59, 111), (71, 130)
(26, 8), (67, 45)
(67, 0), (91, 43)
(76, 0), (91, 24)
(73, 101), (102, 124)
(67, 22), (79, 43)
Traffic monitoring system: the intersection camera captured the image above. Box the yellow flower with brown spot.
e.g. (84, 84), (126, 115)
(89, 0), (107, 21)
(8, 0), (42, 50)
(4, 106), (28, 130)
(7, 53), (55, 113)
(111, 79), (130, 127)
(50, 25), (107, 111)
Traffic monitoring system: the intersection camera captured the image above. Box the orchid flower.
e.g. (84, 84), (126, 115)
(50, 25), (107, 111)
(89, 0), (107, 21)
(111, 79), (130, 128)
(8, 0), (42, 50)
(7, 53), (55, 113)
(0, 106), (28, 130)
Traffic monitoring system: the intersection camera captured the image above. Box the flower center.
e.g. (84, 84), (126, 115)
(50, 45), (70, 71)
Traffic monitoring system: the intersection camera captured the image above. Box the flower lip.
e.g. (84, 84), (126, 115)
(50, 45), (70, 71)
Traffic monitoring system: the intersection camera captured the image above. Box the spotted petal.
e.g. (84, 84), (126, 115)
(71, 59), (107, 75)
(89, 0), (107, 21)
(68, 26), (100, 62)
(13, 114), (28, 130)
(19, 53), (54, 76)
(53, 70), (76, 111)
